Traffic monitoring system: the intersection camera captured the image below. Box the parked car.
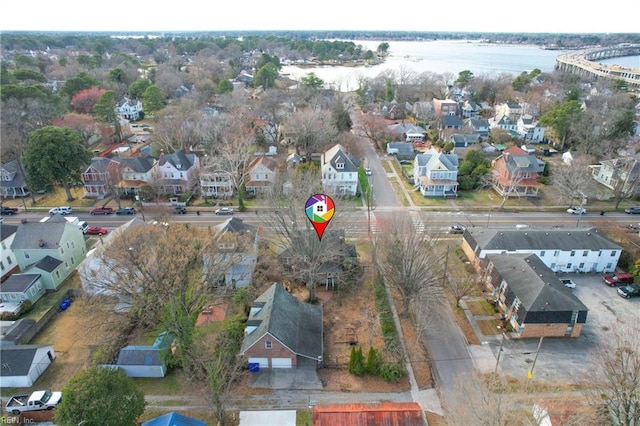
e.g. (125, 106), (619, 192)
(85, 226), (108, 235)
(448, 224), (466, 234)
(116, 207), (136, 215)
(365, 168), (372, 176)
(561, 279), (576, 289)
(413, 141), (426, 147)
(603, 272), (634, 286)
(49, 206), (72, 215)
(90, 206), (114, 215)
(215, 207), (234, 215)
(618, 284), (640, 298)
(625, 206), (640, 214)
(173, 206), (187, 214)
(0, 206), (18, 215)
(5, 390), (62, 415)
(567, 207), (586, 215)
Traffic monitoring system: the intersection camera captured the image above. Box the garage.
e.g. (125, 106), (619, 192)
(271, 358), (292, 369)
(248, 358), (268, 369)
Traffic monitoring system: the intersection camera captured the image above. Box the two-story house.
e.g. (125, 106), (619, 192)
(321, 144), (359, 197)
(245, 156), (278, 196)
(462, 227), (622, 275)
(517, 114), (545, 142)
(116, 155), (158, 197)
(1, 160), (30, 198)
(387, 123), (427, 143)
(591, 156), (640, 197)
(158, 149), (200, 195)
(485, 253), (588, 338)
(439, 115), (463, 140)
(116, 96), (143, 121)
(433, 98), (458, 117)
(10, 215), (87, 290)
(491, 146), (545, 198)
(211, 217), (259, 289)
(489, 114), (518, 133)
(468, 118), (490, 137)
(200, 167), (233, 199)
(82, 157), (114, 199)
(461, 100), (480, 119)
(495, 101), (523, 122)
(413, 148), (459, 198)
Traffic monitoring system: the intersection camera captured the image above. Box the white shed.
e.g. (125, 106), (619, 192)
(0, 344), (56, 387)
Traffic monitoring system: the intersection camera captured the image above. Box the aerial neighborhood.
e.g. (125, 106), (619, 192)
(0, 31), (639, 425)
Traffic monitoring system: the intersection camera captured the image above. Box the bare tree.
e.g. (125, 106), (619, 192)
(282, 107), (339, 155)
(584, 325), (640, 426)
(153, 99), (203, 152)
(374, 214), (443, 316)
(446, 270), (479, 309)
(550, 155), (595, 205)
(353, 112), (390, 150)
(609, 157), (640, 210)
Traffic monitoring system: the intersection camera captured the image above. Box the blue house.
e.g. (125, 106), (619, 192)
(142, 411), (207, 426)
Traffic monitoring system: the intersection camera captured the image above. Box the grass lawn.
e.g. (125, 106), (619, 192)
(477, 319), (503, 335)
(34, 186), (96, 210)
(389, 179), (410, 206)
(381, 160), (394, 173)
(297, 409), (313, 426)
(134, 370), (187, 395)
(24, 273), (81, 321)
(466, 300), (496, 317)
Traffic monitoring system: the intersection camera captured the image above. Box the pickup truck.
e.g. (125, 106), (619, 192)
(5, 390), (62, 415)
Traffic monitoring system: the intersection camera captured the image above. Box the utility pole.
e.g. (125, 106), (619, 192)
(527, 336), (544, 381)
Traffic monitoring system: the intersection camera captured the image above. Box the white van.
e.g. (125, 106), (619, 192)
(515, 224), (531, 230)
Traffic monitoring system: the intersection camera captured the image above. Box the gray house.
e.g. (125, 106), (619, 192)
(0, 274), (45, 314)
(21, 256), (65, 291)
(0, 159), (30, 198)
(102, 332), (173, 378)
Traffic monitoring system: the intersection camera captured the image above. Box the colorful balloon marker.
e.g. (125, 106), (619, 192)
(305, 194), (335, 241)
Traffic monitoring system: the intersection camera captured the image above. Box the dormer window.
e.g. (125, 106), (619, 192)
(336, 162), (344, 170)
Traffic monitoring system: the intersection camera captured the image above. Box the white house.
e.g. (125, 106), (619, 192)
(117, 155), (158, 197)
(1, 224), (19, 281)
(1, 160), (30, 198)
(116, 96), (143, 121)
(321, 144), (359, 196)
(0, 344), (56, 387)
(463, 228), (622, 273)
(413, 148), (459, 198)
(489, 114), (518, 132)
(517, 114), (545, 142)
(591, 156), (640, 196)
(246, 156), (278, 195)
(157, 149), (200, 195)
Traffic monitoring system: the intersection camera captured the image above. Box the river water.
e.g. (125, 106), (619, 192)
(281, 39), (639, 91)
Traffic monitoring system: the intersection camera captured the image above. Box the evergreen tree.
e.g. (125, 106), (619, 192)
(365, 347), (380, 375)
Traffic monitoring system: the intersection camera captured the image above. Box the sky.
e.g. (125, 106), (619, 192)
(1, 0), (639, 34)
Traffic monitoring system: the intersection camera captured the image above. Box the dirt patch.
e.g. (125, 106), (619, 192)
(317, 367), (408, 392)
(27, 296), (129, 391)
(196, 300), (228, 326)
(398, 314), (433, 389)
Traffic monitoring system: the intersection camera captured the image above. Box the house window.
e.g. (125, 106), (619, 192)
(71, 257), (75, 265)
(1, 242), (5, 250)
(265, 341), (272, 350)
(25, 253), (30, 259)
(64, 261), (69, 269)
(570, 251), (576, 257)
(611, 251), (616, 256)
(567, 263), (572, 269)
(579, 263), (585, 269)
(583, 251), (588, 257)
(67, 242), (70, 248)
(606, 263), (613, 269)
(60, 247), (64, 255)
(55, 271), (60, 279)
(7, 256), (12, 265)
(71, 241), (75, 249)
(554, 251), (560, 257)
(0, 261), (4, 271)
(540, 251), (546, 257)
(336, 162), (344, 170)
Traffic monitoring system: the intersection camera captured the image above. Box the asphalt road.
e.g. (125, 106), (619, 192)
(354, 131), (401, 208)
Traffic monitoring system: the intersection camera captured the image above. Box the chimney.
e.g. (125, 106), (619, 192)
(38, 239), (45, 247)
(185, 145), (190, 154)
(160, 149), (165, 164)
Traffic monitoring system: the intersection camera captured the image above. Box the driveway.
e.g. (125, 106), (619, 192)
(247, 358), (322, 390)
(476, 273), (640, 384)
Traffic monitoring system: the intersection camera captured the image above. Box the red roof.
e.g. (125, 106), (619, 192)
(313, 402), (424, 426)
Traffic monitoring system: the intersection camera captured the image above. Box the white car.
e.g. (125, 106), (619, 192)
(567, 207), (586, 215)
(49, 206), (73, 215)
(561, 279), (576, 289)
(365, 168), (372, 176)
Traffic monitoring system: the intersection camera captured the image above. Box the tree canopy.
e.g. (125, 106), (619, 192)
(59, 72), (100, 98)
(54, 367), (146, 426)
(23, 126), (91, 200)
(539, 100), (584, 148)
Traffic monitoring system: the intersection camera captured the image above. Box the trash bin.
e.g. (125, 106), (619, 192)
(248, 363), (260, 372)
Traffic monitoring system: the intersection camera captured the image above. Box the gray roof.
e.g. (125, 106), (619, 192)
(215, 217), (255, 234)
(504, 150), (545, 173)
(388, 123), (427, 135)
(0, 160), (27, 189)
(11, 215), (68, 250)
(34, 255), (62, 273)
(117, 346), (164, 366)
(466, 228), (621, 252)
(85, 157), (112, 174)
(0, 344), (52, 376)
(442, 116), (463, 127)
(0, 274), (41, 293)
(119, 156), (156, 173)
(470, 118), (490, 128)
(487, 253), (588, 312)
(161, 149), (196, 171)
(241, 283), (322, 359)
(387, 142), (415, 155)
(415, 151), (459, 171)
(1, 224), (18, 241)
(324, 144), (358, 173)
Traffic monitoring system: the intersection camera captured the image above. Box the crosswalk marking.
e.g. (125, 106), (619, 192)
(410, 210), (425, 232)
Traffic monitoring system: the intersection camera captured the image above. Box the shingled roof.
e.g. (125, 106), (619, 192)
(0, 344), (52, 377)
(11, 215), (68, 250)
(466, 228), (621, 252)
(241, 283), (322, 360)
(487, 253), (588, 313)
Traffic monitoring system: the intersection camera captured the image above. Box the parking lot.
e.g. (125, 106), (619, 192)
(488, 273), (640, 384)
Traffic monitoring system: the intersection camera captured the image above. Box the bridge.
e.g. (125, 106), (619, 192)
(556, 44), (640, 88)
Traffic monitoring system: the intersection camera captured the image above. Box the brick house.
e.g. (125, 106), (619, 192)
(432, 98), (458, 117)
(82, 157), (114, 199)
(491, 146), (545, 198)
(485, 253), (588, 338)
(240, 282), (323, 369)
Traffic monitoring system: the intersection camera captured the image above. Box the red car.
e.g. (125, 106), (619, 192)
(90, 206), (114, 215)
(85, 226), (108, 235)
(413, 141), (426, 147)
(603, 272), (634, 286)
